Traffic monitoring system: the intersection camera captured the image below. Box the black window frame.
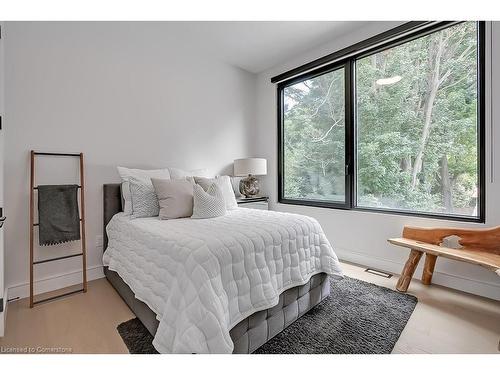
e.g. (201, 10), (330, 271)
(276, 21), (486, 223)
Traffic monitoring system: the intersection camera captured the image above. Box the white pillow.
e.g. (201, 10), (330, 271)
(194, 176), (238, 210)
(191, 184), (226, 219)
(117, 166), (170, 215)
(169, 167), (211, 180)
(230, 176), (242, 198)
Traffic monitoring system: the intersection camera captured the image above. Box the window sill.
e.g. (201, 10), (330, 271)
(277, 199), (484, 224)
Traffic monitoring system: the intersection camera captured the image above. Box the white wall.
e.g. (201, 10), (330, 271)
(254, 22), (500, 300)
(0, 21), (6, 335)
(3, 22), (257, 298)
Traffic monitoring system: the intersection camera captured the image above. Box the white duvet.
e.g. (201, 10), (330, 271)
(103, 208), (343, 353)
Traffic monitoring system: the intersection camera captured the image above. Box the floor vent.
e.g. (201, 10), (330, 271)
(364, 268), (392, 278)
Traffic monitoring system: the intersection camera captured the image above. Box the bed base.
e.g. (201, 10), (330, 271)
(103, 183), (330, 353)
(105, 266), (329, 353)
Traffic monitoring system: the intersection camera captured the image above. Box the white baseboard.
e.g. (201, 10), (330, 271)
(7, 265), (104, 301)
(335, 247), (500, 301)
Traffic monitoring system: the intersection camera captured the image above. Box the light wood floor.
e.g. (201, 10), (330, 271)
(0, 261), (499, 354)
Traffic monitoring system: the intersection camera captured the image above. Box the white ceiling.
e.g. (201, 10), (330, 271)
(167, 21), (371, 73)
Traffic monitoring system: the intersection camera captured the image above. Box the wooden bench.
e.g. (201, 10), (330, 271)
(388, 226), (500, 292)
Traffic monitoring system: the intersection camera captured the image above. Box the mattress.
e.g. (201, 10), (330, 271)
(103, 208), (343, 353)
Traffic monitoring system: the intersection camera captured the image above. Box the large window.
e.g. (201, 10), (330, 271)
(283, 67), (346, 204)
(277, 22), (484, 221)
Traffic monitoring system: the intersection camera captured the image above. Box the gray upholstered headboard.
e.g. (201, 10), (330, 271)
(103, 184), (122, 251)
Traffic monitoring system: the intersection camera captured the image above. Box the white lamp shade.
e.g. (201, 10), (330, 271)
(234, 158), (267, 177)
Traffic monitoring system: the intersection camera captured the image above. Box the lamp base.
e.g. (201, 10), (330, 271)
(239, 175), (260, 198)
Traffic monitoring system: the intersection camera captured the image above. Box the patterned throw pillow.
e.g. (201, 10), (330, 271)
(194, 176), (238, 210)
(191, 183), (227, 219)
(129, 177), (160, 219)
(117, 166), (170, 215)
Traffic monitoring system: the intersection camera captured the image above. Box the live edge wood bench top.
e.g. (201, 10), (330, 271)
(388, 238), (500, 275)
(388, 226), (500, 292)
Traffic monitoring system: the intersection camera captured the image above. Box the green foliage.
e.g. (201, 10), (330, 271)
(284, 68), (346, 201)
(283, 22), (479, 216)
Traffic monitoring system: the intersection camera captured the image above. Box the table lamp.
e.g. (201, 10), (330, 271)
(233, 158), (267, 198)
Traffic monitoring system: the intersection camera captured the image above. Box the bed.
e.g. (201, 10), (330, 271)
(102, 183), (343, 353)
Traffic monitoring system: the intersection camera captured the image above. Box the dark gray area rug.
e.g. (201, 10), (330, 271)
(117, 276), (417, 354)
(117, 317), (159, 354)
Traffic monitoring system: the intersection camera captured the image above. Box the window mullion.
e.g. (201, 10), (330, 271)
(344, 60), (355, 209)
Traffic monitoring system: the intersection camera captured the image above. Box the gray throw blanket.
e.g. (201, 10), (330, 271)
(37, 184), (81, 246)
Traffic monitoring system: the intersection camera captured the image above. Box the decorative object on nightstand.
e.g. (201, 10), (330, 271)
(233, 158), (267, 198)
(236, 196), (269, 210)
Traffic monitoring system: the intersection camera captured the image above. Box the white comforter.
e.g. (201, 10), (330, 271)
(103, 208), (343, 353)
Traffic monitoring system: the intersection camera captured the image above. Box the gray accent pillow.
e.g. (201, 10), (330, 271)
(151, 178), (195, 219)
(194, 175), (238, 210)
(129, 177), (160, 219)
(191, 183), (227, 219)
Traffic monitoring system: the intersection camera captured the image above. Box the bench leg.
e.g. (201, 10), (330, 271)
(422, 253), (437, 285)
(396, 249), (423, 292)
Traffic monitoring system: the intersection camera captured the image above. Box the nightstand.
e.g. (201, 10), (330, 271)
(236, 196), (269, 210)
